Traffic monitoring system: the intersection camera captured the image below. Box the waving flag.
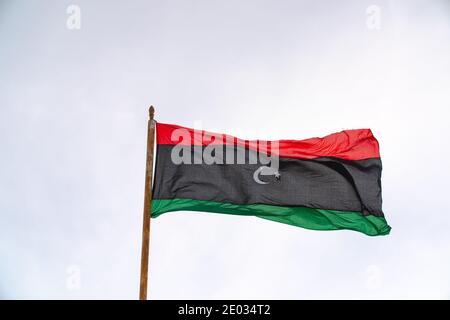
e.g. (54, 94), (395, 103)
(151, 123), (390, 236)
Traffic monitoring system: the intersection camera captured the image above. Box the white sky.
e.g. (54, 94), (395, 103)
(1, 0), (450, 299)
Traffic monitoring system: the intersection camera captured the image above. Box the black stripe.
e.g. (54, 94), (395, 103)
(153, 145), (383, 216)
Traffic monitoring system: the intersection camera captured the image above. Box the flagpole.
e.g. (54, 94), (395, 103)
(139, 106), (155, 300)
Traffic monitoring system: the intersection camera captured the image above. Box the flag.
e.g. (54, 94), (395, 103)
(151, 123), (390, 236)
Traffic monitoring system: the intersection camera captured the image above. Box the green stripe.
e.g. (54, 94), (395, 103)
(152, 198), (391, 236)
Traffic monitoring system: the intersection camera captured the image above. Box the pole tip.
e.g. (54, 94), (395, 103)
(149, 106), (155, 120)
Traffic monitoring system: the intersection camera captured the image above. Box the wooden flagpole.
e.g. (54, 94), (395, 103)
(139, 106), (155, 300)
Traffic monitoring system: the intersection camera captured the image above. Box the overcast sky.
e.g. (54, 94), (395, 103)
(1, 0), (450, 299)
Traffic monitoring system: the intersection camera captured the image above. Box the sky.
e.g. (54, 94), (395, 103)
(1, 0), (450, 299)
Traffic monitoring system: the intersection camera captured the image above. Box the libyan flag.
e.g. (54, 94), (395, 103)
(151, 123), (391, 236)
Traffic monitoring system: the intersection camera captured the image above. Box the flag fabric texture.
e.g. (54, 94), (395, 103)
(151, 123), (391, 236)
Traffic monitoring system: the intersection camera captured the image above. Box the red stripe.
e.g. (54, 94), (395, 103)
(156, 122), (380, 160)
